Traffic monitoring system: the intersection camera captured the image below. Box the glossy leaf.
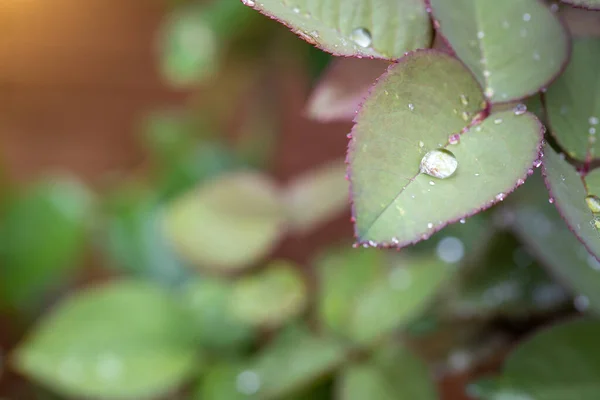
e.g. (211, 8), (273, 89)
(306, 58), (389, 122)
(349, 50), (543, 246)
(561, 0), (600, 9)
(180, 278), (254, 351)
(0, 177), (92, 309)
(510, 172), (600, 314)
(230, 261), (307, 328)
(542, 145), (600, 263)
(162, 171), (285, 272)
(283, 160), (349, 235)
(430, 0), (569, 102)
(545, 38), (600, 161)
(242, 0), (432, 59)
(13, 281), (198, 399)
(337, 343), (437, 400)
(248, 325), (347, 399)
(496, 319), (600, 399)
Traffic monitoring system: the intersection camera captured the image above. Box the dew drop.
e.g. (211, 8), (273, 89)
(496, 193), (506, 201)
(242, 0), (255, 6)
(483, 70), (491, 78)
(292, 6), (301, 13)
(513, 103), (527, 115)
(484, 87), (495, 98)
(436, 236), (465, 264)
(585, 195), (600, 213)
(476, 31), (485, 39)
(420, 149), (459, 179)
(592, 216), (600, 230)
(494, 118), (503, 124)
(523, 13), (531, 21)
(533, 159), (542, 168)
(408, 103), (415, 111)
(429, 180), (436, 186)
(517, 178), (525, 185)
(419, 140), (424, 148)
(350, 27), (372, 48)
(459, 94), (469, 106)
(237, 370), (261, 395)
(574, 295), (590, 312)
(460, 111), (470, 121)
(427, 222), (433, 229)
(460, 218), (466, 224)
(449, 133), (460, 145)
(590, 116), (599, 125)
(590, 127), (596, 135)
(548, 197), (554, 204)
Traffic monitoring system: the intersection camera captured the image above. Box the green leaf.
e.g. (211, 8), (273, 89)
(283, 160), (349, 235)
(248, 325), (347, 399)
(196, 362), (258, 400)
(243, 0), (432, 59)
(430, 0), (569, 102)
(139, 110), (198, 165)
(162, 171), (285, 272)
(349, 50), (543, 246)
(13, 281), (198, 400)
(306, 58), (390, 122)
(495, 319), (600, 399)
(0, 177), (92, 309)
(510, 172), (600, 314)
(337, 343), (437, 400)
(230, 260), (307, 328)
(180, 278), (254, 351)
(542, 144), (600, 264)
(545, 38), (600, 161)
(561, 0), (600, 10)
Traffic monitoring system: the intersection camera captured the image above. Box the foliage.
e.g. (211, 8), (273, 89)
(3, 0), (600, 399)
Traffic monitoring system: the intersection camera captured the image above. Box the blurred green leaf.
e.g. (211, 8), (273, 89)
(248, 325), (348, 399)
(162, 171), (286, 272)
(230, 260), (307, 328)
(103, 189), (188, 285)
(337, 342), (437, 400)
(196, 362), (257, 400)
(429, 0), (569, 102)
(180, 278), (254, 351)
(493, 318), (600, 399)
(349, 50), (543, 246)
(13, 281), (199, 400)
(140, 110), (198, 165)
(283, 160), (349, 235)
(0, 177), (93, 309)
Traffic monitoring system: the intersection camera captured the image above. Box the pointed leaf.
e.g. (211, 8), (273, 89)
(242, 0), (432, 59)
(230, 260), (307, 328)
(306, 58), (389, 122)
(162, 171), (285, 272)
(283, 160), (349, 234)
(542, 144), (600, 264)
(545, 38), (600, 161)
(561, 0), (600, 9)
(429, 0), (569, 102)
(349, 50), (543, 246)
(496, 319), (600, 399)
(12, 281), (198, 400)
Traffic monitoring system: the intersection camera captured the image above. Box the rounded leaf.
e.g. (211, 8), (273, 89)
(162, 171), (285, 272)
(545, 38), (600, 161)
(243, 0), (432, 59)
(12, 281), (198, 400)
(349, 50), (543, 246)
(430, 0), (569, 102)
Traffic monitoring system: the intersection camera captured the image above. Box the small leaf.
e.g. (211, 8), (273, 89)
(13, 281), (198, 400)
(430, 0), (569, 102)
(560, 0), (600, 9)
(496, 319), (600, 399)
(510, 172), (600, 314)
(0, 177), (92, 309)
(180, 278), (254, 351)
(283, 160), (349, 235)
(545, 37), (600, 161)
(248, 325), (347, 399)
(337, 343), (437, 400)
(542, 144), (600, 263)
(162, 171), (285, 272)
(243, 0), (432, 59)
(305, 58), (390, 122)
(349, 50), (543, 246)
(230, 260), (307, 328)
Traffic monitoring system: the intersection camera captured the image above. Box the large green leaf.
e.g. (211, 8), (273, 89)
(162, 171), (285, 272)
(243, 0), (432, 59)
(0, 177), (92, 309)
(349, 50), (543, 246)
(282, 160), (349, 235)
(247, 325), (347, 399)
(337, 343), (437, 400)
(545, 38), (600, 161)
(542, 144), (600, 263)
(510, 172), (600, 314)
(230, 260), (307, 328)
(429, 0), (569, 103)
(561, 0), (600, 9)
(13, 281), (198, 399)
(495, 319), (600, 399)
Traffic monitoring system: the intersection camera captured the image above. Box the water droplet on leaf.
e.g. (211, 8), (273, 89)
(574, 295), (590, 312)
(494, 118), (503, 124)
(449, 134), (460, 145)
(523, 13), (531, 21)
(420, 149), (458, 179)
(476, 31), (485, 39)
(459, 94), (469, 106)
(350, 27), (372, 48)
(590, 116), (599, 125)
(237, 370), (261, 395)
(513, 103), (527, 115)
(408, 103), (415, 111)
(585, 195), (600, 213)
(242, 0), (256, 6)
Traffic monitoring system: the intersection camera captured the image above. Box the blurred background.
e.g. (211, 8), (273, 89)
(0, 1), (594, 399)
